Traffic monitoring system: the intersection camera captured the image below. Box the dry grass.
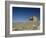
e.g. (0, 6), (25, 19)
(12, 21), (40, 31)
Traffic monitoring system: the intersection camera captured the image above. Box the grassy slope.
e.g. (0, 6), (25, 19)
(12, 21), (40, 31)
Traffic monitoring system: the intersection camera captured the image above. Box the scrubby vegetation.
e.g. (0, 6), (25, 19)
(12, 16), (40, 31)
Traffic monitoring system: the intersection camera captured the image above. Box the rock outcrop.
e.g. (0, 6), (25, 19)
(12, 16), (40, 31)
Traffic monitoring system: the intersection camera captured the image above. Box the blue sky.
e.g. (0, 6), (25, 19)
(12, 7), (40, 22)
